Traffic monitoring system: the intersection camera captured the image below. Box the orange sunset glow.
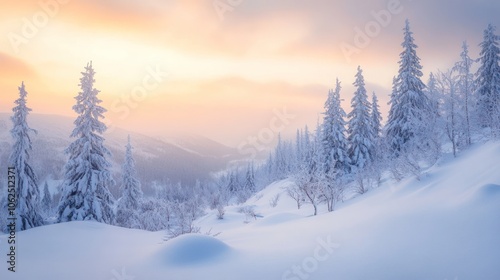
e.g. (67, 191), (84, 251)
(1, 0), (498, 146)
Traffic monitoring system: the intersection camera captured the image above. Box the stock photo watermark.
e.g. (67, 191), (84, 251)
(6, 167), (17, 273)
(340, 0), (410, 63)
(213, 0), (244, 21)
(105, 65), (171, 133)
(8, 0), (71, 54)
(110, 267), (135, 280)
(282, 235), (340, 280)
(237, 107), (296, 159)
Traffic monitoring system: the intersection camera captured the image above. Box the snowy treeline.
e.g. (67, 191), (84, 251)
(260, 21), (500, 215)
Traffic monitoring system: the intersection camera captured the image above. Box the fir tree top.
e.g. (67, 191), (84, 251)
(477, 24), (500, 87)
(397, 20), (425, 94)
(72, 61), (108, 138)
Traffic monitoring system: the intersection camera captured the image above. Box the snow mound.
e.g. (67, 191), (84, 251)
(3, 142), (500, 280)
(476, 183), (500, 197)
(465, 183), (500, 204)
(159, 234), (232, 265)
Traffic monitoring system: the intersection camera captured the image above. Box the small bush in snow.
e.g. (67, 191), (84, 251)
(286, 185), (302, 209)
(254, 193), (264, 201)
(216, 205), (225, 220)
(269, 193), (280, 208)
(238, 205), (258, 222)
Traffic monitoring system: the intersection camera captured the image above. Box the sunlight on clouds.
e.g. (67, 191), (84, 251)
(0, 0), (497, 146)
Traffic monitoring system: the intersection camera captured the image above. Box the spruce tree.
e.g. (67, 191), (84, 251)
(227, 171), (239, 192)
(385, 20), (430, 157)
(116, 136), (143, 228)
(57, 62), (115, 224)
(369, 91), (385, 187)
(322, 78), (349, 174)
(295, 129), (302, 169)
(347, 66), (375, 170)
(426, 72), (441, 121)
(274, 134), (288, 179)
(9, 82), (44, 231)
(41, 181), (53, 217)
(425, 72), (443, 156)
(302, 125), (311, 163)
(371, 91), (382, 138)
(475, 24), (500, 132)
(244, 162), (256, 193)
(386, 76), (398, 133)
(266, 153), (274, 180)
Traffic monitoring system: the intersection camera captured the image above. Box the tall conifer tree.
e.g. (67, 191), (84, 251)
(347, 66), (374, 169)
(10, 82), (44, 230)
(386, 20), (430, 156)
(475, 24), (500, 132)
(58, 62), (115, 224)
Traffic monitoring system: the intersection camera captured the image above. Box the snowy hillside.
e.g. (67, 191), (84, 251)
(0, 113), (242, 192)
(1, 141), (499, 280)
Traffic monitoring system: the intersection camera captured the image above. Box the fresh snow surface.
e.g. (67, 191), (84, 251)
(2, 141), (500, 280)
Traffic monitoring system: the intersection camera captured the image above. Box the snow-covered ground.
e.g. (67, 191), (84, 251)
(2, 141), (500, 280)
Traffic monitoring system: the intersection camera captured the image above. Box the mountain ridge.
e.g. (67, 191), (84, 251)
(0, 113), (243, 194)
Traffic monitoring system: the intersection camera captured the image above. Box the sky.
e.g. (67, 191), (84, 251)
(0, 0), (498, 148)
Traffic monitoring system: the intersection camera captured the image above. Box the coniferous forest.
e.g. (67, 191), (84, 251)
(1, 21), (499, 233)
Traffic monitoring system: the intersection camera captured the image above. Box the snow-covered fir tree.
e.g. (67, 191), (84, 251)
(244, 163), (256, 193)
(9, 82), (44, 231)
(371, 91), (382, 138)
(347, 66), (375, 170)
(386, 76), (398, 132)
(41, 181), (53, 217)
(57, 62), (115, 224)
(475, 24), (500, 133)
(232, 163), (257, 204)
(426, 72), (441, 121)
(273, 134), (289, 179)
(453, 41), (476, 145)
(385, 20), (431, 157)
(295, 129), (302, 170)
(425, 72), (444, 158)
(265, 152), (274, 181)
(289, 125), (313, 174)
(299, 125), (312, 167)
(227, 170), (240, 193)
(322, 78), (350, 174)
(369, 91), (384, 178)
(319, 80), (348, 211)
(116, 135), (143, 229)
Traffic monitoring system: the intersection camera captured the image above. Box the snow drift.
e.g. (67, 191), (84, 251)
(156, 234), (232, 265)
(1, 141), (500, 280)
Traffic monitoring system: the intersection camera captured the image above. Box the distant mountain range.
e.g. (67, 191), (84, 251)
(0, 113), (244, 196)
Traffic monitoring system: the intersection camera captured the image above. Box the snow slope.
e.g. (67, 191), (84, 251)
(1, 141), (500, 280)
